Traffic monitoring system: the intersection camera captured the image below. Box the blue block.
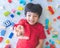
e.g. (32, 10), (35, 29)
(11, 22), (15, 26)
(19, 0), (26, 5)
(1, 30), (6, 36)
(45, 25), (48, 29)
(45, 19), (49, 25)
(9, 32), (14, 39)
(45, 46), (50, 48)
(30, 0), (33, 1)
(3, 20), (11, 28)
(49, 39), (55, 45)
(10, 14), (14, 18)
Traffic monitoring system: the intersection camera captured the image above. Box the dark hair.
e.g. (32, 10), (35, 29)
(25, 3), (42, 17)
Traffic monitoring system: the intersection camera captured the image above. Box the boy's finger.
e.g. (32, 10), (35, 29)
(14, 27), (16, 30)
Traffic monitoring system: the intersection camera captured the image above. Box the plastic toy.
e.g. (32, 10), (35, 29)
(9, 32), (14, 39)
(47, 29), (50, 34)
(1, 30), (6, 36)
(57, 16), (60, 19)
(4, 44), (11, 48)
(45, 41), (49, 45)
(3, 20), (11, 28)
(10, 14), (14, 18)
(8, 0), (12, 3)
(11, 9), (16, 13)
(49, 39), (55, 45)
(4, 11), (10, 16)
(19, 0), (26, 5)
(47, 0), (52, 2)
(17, 6), (24, 10)
(0, 37), (3, 42)
(5, 39), (10, 44)
(52, 35), (58, 38)
(55, 40), (60, 44)
(48, 6), (54, 15)
(50, 44), (56, 48)
(17, 11), (21, 15)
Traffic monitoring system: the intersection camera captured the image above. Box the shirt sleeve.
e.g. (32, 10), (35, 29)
(39, 25), (46, 39)
(13, 19), (25, 29)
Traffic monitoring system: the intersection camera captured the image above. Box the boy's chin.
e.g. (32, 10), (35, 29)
(29, 22), (36, 25)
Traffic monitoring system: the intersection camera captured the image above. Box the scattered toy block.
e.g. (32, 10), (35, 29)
(17, 11), (21, 15)
(4, 44), (11, 48)
(4, 11), (10, 16)
(9, 32), (14, 39)
(5, 39), (10, 44)
(17, 6), (24, 10)
(1, 30), (6, 36)
(10, 14), (14, 18)
(0, 37), (3, 43)
(8, 0), (12, 3)
(48, 6), (54, 15)
(19, 0), (26, 5)
(3, 20), (11, 28)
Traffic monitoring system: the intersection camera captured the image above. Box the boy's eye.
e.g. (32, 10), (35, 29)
(28, 15), (31, 17)
(34, 16), (37, 17)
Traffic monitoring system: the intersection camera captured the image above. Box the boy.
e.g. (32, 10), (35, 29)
(14, 3), (46, 48)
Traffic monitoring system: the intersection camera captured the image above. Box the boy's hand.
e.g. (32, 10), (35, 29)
(14, 25), (24, 36)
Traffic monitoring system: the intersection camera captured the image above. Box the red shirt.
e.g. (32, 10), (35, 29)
(14, 19), (46, 48)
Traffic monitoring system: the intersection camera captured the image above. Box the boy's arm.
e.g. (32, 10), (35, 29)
(36, 39), (44, 48)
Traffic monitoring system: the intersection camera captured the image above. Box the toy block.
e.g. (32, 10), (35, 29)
(5, 39), (10, 44)
(8, 0), (12, 3)
(1, 30), (6, 36)
(49, 39), (55, 45)
(4, 11), (10, 16)
(10, 14), (14, 18)
(11, 9), (16, 13)
(50, 44), (56, 48)
(9, 32), (14, 39)
(3, 20), (11, 28)
(0, 37), (3, 42)
(47, 29), (50, 35)
(45, 19), (49, 25)
(4, 44), (11, 48)
(55, 40), (60, 44)
(45, 41), (49, 45)
(17, 6), (24, 10)
(47, 0), (52, 2)
(52, 35), (58, 38)
(19, 0), (26, 5)
(17, 11), (21, 15)
(48, 6), (54, 15)
(57, 16), (60, 19)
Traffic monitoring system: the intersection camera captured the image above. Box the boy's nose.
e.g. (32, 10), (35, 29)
(30, 16), (34, 19)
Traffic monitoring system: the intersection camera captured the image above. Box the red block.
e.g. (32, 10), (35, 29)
(50, 44), (56, 48)
(57, 16), (60, 19)
(8, 0), (12, 3)
(45, 41), (49, 45)
(5, 44), (11, 48)
(48, 6), (54, 15)
(47, 29), (50, 35)
(0, 37), (3, 42)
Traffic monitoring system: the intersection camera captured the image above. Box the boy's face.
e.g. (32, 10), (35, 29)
(26, 12), (39, 25)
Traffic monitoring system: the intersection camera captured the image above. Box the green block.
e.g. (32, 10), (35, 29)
(17, 11), (21, 15)
(52, 35), (58, 38)
(4, 11), (10, 16)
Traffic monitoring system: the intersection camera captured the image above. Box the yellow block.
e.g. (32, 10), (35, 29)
(5, 39), (10, 44)
(55, 40), (60, 44)
(17, 6), (24, 10)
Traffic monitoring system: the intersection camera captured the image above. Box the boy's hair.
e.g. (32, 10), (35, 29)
(25, 3), (42, 17)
